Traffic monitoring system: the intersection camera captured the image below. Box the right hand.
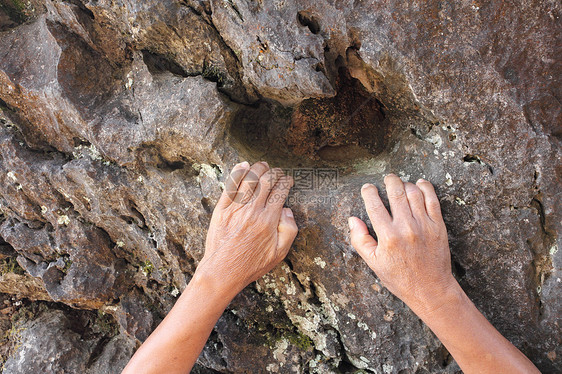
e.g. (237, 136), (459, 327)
(348, 174), (457, 313)
(197, 161), (298, 297)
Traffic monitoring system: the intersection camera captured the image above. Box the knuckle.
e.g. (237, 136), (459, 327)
(387, 188), (406, 199)
(405, 185), (422, 197)
(366, 200), (384, 213)
(259, 171), (274, 185)
(428, 198), (441, 209)
(402, 223), (416, 236)
(383, 232), (400, 247)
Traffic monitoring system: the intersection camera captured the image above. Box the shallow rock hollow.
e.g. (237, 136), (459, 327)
(0, 0), (560, 373)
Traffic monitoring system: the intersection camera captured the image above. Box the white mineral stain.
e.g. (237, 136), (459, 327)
(273, 339), (289, 363)
(398, 171), (411, 181)
(427, 134), (443, 148)
(383, 363), (394, 373)
(57, 215), (70, 226)
(357, 321), (369, 331)
(6, 171), (16, 182)
(286, 282), (296, 295)
(445, 172), (453, 186)
(88, 145), (102, 161)
(266, 363), (279, 372)
(313, 257), (326, 269)
(125, 72), (134, 89)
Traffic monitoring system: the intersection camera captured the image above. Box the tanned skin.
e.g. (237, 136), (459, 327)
(123, 163), (539, 374)
(349, 175), (540, 374)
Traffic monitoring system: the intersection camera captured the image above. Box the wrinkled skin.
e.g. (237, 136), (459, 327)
(123, 161), (298, 374)
(349, 175), (455, 312)
(349, 175), (540, 373)
(198, 161), (298, 295)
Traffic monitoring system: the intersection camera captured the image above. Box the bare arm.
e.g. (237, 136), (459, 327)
(348, 174), (539, 374)
(122, 161), (298, 374)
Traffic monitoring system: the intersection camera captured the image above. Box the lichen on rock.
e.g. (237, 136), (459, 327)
(0, 0), (560, 372)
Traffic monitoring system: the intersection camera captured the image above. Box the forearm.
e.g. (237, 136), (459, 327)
(122, 271), (237, 374)
(410, 282), (539, 374)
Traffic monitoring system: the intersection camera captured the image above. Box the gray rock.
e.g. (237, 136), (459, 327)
(3, 307), (134, 374)
(0, 0), (559, 372)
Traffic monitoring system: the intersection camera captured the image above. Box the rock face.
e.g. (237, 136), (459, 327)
(0, 0), (560, 372)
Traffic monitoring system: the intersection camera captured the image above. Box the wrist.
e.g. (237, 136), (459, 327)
(189, 264), (242, 303)
(407, 277), (467, 320)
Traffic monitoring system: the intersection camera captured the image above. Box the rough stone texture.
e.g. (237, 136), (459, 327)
(0, 0), (560, 373)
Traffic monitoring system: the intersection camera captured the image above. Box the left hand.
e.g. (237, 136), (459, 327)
(196, 161), (298, 295)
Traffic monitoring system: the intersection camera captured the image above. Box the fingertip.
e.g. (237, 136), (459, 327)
(283, 207), (294, 218)
(287, 175), (294, 188)
(348, 217), (369, 233)
(416, 178), (432, 187)
(239, 161), (250, 168)
(279, 208), (298, 236)
(361, 183), (377, 191)
(348, 217), (355, 230)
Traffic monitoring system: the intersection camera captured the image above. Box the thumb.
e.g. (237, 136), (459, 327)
(348, 216), (378, 267)
(277, 208), (298, 256)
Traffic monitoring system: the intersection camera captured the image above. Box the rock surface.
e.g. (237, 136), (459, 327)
(0, 0), (560, 372)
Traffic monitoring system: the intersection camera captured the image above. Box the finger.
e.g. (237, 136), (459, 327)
(404, 182), (427, 220)
(256, 168), (284, 207)
(360, 183), (391, 237)
(217, 161), (250, 208)
(348, 217), (378, 267)
(276, 208), (298, 257)
(416, 179), (443, 222)
(384, 174), (411, 220)
(237, 161), (269, 204)
(266, 175), (294, 210)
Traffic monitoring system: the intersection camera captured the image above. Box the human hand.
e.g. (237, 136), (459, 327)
(196, 161), (298, 297)
(348, 174), (457, 314)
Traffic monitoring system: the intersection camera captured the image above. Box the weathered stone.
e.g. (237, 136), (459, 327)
(0, 0), (560, 372)
(1, 305), (134, 373)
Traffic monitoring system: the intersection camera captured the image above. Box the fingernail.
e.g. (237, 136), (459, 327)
(285, 208), (294, 218)
(361, 183), (371, 190)
(261, 161), (269, 167)
(348, 217), (355, 230)
(240, 161), (249, 168)
(417, 178), (426, 183)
